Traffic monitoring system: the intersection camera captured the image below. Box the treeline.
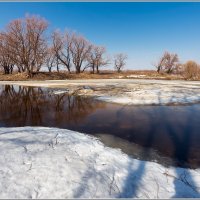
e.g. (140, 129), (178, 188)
(154, 51), (200, 80)
(0, 15), (127, 76)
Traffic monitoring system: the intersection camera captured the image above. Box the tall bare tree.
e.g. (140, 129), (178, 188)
(0, 33), (14, 74)
(45, 47), (60, 72)
(2, 15), (48, 76)
(87, 45), (109, 73)
(114, 53), (127, 73)
(70, 34), (92, 74)
(52, 31), (73, 73)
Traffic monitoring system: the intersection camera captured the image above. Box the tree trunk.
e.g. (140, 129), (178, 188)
(96, 65), (99, 74)
(56, 63), (59, 72)
(76, 66), (81, 74)
(157, 66), (161, 73)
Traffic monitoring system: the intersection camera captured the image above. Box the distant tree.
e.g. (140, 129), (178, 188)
(155, 51), (179, 74)
(164, 52), (179, 74)
(87, 45), (110, 73)
(2, 15), (48, 76)
(114, 53), (127, 73)
(154, 52), (167, 73)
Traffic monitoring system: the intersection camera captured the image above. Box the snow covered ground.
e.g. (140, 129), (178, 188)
(1, 79), (200, 105)
(0, 127), (200, 198)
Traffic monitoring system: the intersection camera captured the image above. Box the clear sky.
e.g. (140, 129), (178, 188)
(0, 2), (200, 70)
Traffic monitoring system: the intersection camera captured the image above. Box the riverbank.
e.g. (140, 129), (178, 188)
(0, 127), (200, 198)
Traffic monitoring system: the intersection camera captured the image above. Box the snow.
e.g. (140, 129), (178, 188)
(0, 127), (200, 198)
(51, 90), (69, 95)
(1, 79), (200, 105)
(126, 75), (147, 78)
(96, 88), (200, 105)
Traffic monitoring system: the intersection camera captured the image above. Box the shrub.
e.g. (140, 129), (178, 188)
(183, 61), (200, 80)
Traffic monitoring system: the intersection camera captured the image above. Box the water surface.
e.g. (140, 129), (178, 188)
(0, 84), (200, 169)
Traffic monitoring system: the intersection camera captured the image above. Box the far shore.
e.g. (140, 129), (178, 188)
(0, 70), (186, 82)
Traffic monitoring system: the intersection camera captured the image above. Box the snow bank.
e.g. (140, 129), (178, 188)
(0, 127), (200, 198)
(96, 87), (200, 105)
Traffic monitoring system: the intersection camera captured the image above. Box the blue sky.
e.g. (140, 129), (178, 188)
(0, 2), (200, 70)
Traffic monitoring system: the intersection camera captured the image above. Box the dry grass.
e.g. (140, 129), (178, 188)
(0, 72), (29, 81)
(0, 70), (185, 81)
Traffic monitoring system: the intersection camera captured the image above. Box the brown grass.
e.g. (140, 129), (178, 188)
(0, 70), (185, 81)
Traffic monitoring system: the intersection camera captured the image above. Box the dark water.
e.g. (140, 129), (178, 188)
(0, 85), (200, 169)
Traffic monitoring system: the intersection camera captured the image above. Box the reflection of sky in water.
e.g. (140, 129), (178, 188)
(0, 84), (200, 169)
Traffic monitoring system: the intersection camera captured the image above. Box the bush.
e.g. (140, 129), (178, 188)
(183, 61), (200, 80)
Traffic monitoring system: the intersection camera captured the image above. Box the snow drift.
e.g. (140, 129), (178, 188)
(0, 127), (200, 198)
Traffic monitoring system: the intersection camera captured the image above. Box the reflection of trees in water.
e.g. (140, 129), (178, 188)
(51, 92), (105, 125)
(0, 85), (105, 126)
(0, 85), (45, 125)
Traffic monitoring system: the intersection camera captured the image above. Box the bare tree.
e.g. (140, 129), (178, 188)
(2, 15), (48, 76)
(164, 52), (179, 74)
(70, 34), (92, 74)
(154, 52), (167, 73)
(114, 53), (127, 73)
(154, 51), (179, 74)
(52, 31), (73, 73)
(45, 47), (60, 72)
(87, 45), (110, 73)
(0, 33), (14, 74)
